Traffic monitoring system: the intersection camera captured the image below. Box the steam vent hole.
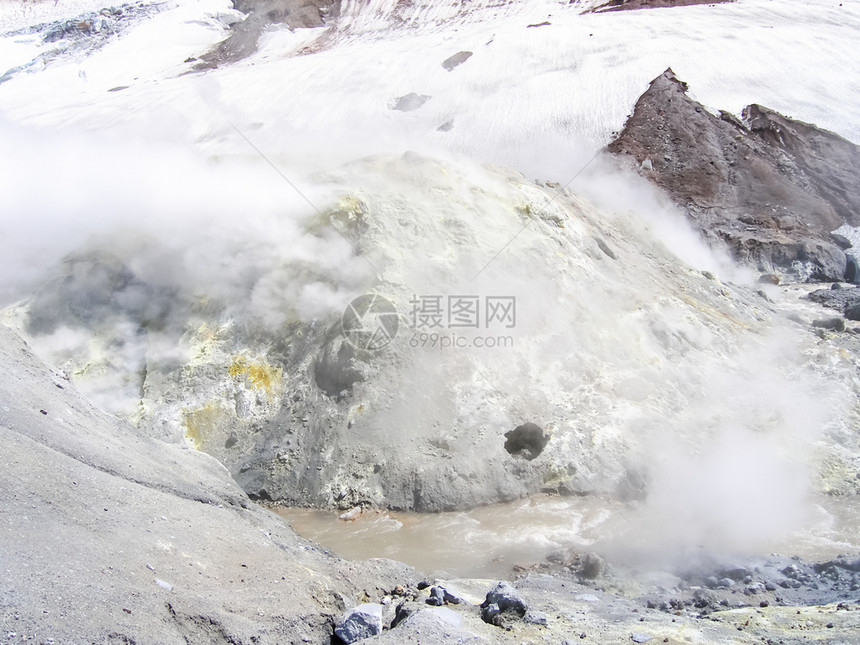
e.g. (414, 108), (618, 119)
(504, 422), (548, 461)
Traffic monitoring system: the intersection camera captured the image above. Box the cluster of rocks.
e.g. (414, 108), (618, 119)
(529, 548), (860, 621)
(41, 6), (124, 42)
(195, 0), (336, 69)
(643, 556), (860, 619)
(808, 284), (860, 320)
(0, 2), (160, 84)
(333, 580), (548, 643)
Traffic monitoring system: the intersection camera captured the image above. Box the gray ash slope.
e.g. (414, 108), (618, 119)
(3, 318), (859, 644)
(0, 324), (418, 645)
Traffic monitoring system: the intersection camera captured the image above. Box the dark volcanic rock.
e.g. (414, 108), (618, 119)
(334, 603), (384, 643)
(607, 69), (860, 282)
(590, 0), (734, 12)
(481, 582), (527, 625)
(391, 93), (432, 112)
(808, 285), (860, 314)
(442, 51), (472, 71)
(426, 586), (445, 606)
(197, 0), (335, 69)
(812, 317), (846, 332)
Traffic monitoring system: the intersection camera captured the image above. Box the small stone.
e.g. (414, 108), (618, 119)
(482, 602), (501, 625)
(440, 586), (465, 605)
(760, 600), (769, 607)
(339, 506), (362, 521)
(441, 51), (473, 71)
(631, 634), (653, 643)
(334, 604), (383, 644)
(426, 587), (444, 606)
(812, 317), (846, 332)
(480, 582), (528, 625)
(390, 93), (431, 112)
(482, 582), (527, 616)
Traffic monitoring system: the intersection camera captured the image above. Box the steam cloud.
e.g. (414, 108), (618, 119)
(0, 109), (843, 565)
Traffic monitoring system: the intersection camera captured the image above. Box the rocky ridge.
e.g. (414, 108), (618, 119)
(607, 69), (860, 283)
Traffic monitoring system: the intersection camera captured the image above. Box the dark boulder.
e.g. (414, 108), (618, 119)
(480, 582), (527, 625)
(812, 318), (846, 332)
(197, 0), (335, 69)
(334, 603), (383, 644)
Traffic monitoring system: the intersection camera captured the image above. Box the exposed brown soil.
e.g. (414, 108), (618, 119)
(606, 69), (860, 281)
(589, 0), (734, 13)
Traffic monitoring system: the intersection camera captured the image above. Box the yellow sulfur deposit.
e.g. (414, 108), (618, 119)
(228, 355), (282, 396)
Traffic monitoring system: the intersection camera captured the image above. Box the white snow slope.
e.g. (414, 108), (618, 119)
(1, 0), (859, 169)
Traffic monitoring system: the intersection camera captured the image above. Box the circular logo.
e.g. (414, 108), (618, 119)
(342, 294), (399, 351)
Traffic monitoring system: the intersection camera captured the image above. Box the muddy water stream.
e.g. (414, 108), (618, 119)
(273, 494), (860, 578)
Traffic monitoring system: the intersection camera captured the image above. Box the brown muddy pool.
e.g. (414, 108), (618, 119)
(271, 494), (860, 578)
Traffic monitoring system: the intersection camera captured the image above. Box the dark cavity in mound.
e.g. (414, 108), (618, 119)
(504, 423), (548, 461)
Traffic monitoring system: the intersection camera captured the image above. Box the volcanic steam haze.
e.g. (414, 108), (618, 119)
(1, 0), (859, 570)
